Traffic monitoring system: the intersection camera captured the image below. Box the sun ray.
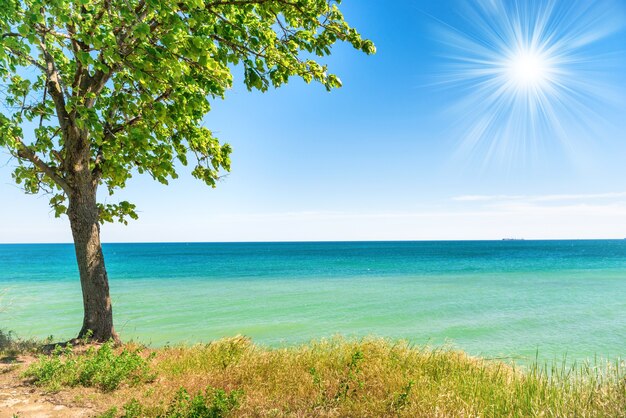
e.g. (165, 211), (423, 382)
(436, 0), (625, 167)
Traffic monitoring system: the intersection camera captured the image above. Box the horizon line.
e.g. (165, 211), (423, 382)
(1, 238), (625, 245)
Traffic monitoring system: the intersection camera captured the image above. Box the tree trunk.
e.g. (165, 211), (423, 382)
(67, 185), (119, 343)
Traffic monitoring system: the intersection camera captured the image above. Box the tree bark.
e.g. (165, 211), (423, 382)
(67, 184), (119, 343)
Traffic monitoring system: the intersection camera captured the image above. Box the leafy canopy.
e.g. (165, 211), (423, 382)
(0, 0), (374, 222)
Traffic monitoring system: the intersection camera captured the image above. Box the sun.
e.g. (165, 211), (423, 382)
(437, 0), (621, 166)
(505, 48), (552, 89)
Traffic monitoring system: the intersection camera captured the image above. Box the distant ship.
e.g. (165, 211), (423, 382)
(502, 238), (525, 241)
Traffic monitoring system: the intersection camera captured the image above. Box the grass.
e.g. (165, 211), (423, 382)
(99, 387), (244, 418)
(0, 329), (43, 358)
(5, 333), (626, 417)
(23, 341), (155, 391)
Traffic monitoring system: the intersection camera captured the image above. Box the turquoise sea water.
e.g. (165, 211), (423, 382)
(1, 241), (625, 362)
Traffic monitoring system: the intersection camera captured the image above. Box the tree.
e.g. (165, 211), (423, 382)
(0, 0), (374, 342)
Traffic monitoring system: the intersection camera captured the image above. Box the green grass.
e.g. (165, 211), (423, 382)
(99, 387), (243, 418)
(23, 341), (155, 391)
(9, 335), (626, 417)
(0, 329), (43, 358)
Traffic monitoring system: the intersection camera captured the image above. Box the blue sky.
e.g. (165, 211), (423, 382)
(3, 0), (626, 242)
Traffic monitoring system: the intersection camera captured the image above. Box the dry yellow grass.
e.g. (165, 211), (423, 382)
(4, 335), (626, 417)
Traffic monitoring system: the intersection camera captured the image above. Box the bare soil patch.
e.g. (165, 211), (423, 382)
(0, 357), (96, 418)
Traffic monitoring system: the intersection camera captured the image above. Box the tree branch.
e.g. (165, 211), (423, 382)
(37, 38), (72, 137)
(204, 0), (299, 7)
(15, 138), (71, 194)
(3, 46), (46, 71)
(104, 89), (172, 136)
(93, 89), (172, 179)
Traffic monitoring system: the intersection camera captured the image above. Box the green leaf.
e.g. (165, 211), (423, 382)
(0, 0), (374, 224)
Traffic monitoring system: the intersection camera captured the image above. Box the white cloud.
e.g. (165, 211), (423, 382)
(4, 191), (626, 243)
(92, 194), (626, 242)
(453, 191), (626, 203)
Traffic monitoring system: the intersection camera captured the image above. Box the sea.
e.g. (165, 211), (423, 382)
(1, 240), (625, 363)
